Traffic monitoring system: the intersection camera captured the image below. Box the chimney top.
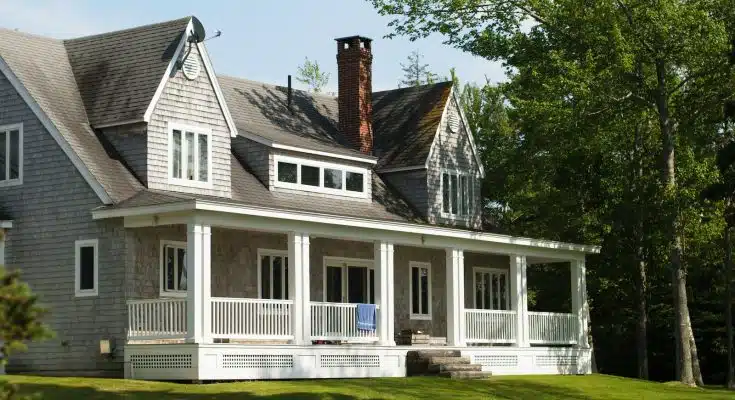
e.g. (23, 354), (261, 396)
(335, 36), (372, 51)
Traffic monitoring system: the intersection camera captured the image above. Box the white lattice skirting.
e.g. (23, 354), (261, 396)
(124, 344), (592, 380)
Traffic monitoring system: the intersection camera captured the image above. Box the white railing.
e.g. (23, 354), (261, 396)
(528, 311), (578, 344)
(211, 297), (293, 340)
(127, 298), (187, 339)
(310, 302), (380, 342)
(464, 309), (517, 344)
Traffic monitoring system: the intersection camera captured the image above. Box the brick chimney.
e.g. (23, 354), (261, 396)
(336, 36), (373, 154)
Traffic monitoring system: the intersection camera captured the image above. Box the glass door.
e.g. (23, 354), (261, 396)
(324, 260), (375, 304)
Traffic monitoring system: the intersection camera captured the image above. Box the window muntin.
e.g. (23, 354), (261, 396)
(0, 124), (22, 186)
(441, 169), (475, 218)
(160, 241), (187, 296)
(259, 250), (289, 300)
(168, 123), (212, 187)
(273, 155), (368, 198)
(75, 239), (98, 297)
(410, 261), (431, 319)
(473, 268), (509, 310)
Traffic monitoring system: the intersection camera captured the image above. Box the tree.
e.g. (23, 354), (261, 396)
(372, 0), (735, 385)
(399, 50), (438, 87)
(296, 57), (330, 93)
(0, 269), (52, 399)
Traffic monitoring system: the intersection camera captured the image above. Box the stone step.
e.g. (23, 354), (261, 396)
(438, 370), (493, 379)
(427, 356), (471, 365)
(428, 363), (482, 373)
(407, 350), (461, 360)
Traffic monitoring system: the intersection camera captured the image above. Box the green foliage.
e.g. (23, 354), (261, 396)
(295, 57), (330, 93)
(399, 50), (439, 87)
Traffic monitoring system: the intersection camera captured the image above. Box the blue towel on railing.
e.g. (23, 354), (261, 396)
(356, 303), (376, 331)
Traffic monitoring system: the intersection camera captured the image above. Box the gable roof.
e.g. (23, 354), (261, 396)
(0, 28), (143, 204)
(64, 17), (191, 127)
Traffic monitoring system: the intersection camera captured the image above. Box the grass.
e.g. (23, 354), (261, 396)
(2, 374), (732, 399)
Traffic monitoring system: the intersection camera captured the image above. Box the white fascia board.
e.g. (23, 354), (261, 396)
(240, 132), (378, 165)
(0, 221), (12, 229)
(143, 18), (192, 123)
(197, 42), (239, 138)
(0, 57), (113, 205)
(92, 199), (600, 255)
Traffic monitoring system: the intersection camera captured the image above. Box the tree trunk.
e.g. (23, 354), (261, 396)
(726, 225), (734, 389)
(655, 59), (696, 386)
(637, 254), (649, 380)
(633, 119), (649, 380)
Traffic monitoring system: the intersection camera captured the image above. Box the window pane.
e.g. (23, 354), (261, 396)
(172, 130), (182, 179)
(166, 247), (175, 291)
(369, 269), (375, 304)
(442, 173), (450, 213)
(450, 174), (458, 214)
(411, 267), (419, 314)
(499, 273), (507, 310)
(79, 246), (95, 290)
(9, 130), (19, 180)
(0, 131), (6, 181)
(177, 248), (187, 291)
(301, 165), (319, 186)
(284, 257), (289, 299)
(198, 134), (208, 182)
(261, 256), (271, 298)
(323, 168), (342, 189)
(326, 267), (342, 303)
(475, 272), (483, 308)
(277, 162), (297, 183)
(346, 172), (364, 192)
(273, 256), (283, 299)
(483, 273), (492, 310)
(420, 267), (429, 314)
(460, 175), (468, 216)
(186, 132), (195, 180)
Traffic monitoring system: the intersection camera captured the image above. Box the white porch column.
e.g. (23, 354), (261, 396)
(571, 259), (590, 348)
(374, 241), (395, 346)
(510, 254), (529, 347)
(446, 248), (465, 346)
(200, 225), (212, 343)
(186, 222), (204, 343)
(289, 232), (311, 345)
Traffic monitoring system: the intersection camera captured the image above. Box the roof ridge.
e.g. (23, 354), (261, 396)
(63, 16), (191, 42)
(373, 80), (453, 95)
(0, 27), (62, 42)
(218, 73), (338, 100)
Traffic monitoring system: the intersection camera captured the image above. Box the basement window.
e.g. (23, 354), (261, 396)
(274, 155), (368, 198)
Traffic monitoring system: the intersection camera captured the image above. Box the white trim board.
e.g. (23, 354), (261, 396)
(242, 132), (378, 165)
(0, 56), (113, 204)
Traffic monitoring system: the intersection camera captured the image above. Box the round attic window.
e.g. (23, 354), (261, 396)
(181, 54), (201, 80)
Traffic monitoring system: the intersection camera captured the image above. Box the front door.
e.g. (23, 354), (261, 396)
(324, 260), (375, 304)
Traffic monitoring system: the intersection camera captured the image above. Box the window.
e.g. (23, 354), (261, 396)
(259, 250), (289, 300)
(160, 241), (187, 296)
(474, 268), (509, 310)
(441, 170), (474, 218)
(323, 257), (375, 303)
(75, 239), (98, 297)
(274, 155), (368, 198)
(168, 123), (211, 187)
(0, 123), (22, 186)
(410, 261), (431, 319)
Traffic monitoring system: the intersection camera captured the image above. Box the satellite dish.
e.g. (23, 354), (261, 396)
(190, 17), (206, 43)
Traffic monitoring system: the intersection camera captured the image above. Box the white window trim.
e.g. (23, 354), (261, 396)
(409, 261), (432, 320)
(440, 168), (476, 220)
(0, 123), (23, 187)
(159, 240), (188, 298)
(472, 267), (510, 310)
(167, 122), (213, 189)
(74, 239), (98, 297)
(322, 256), (375, 303)
(257, 249), (289, 299)
(274, 154), (369, 199)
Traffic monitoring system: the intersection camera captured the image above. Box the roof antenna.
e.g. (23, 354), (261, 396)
(204, 30), (222, 42)
(287, 75), (293, 112)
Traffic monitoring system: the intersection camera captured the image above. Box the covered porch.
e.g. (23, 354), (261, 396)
(96, 204), (595, 380)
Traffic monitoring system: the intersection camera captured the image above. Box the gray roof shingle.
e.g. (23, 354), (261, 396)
(64, 17), (191, 127)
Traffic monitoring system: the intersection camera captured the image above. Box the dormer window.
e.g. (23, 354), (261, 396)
(274, 155), (368, 198)
(168, 122), (212, 188)
(441, 169), (474, 218)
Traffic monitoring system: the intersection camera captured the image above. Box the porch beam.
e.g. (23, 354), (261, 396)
(289, 232), (311, 345)
(510, 255), (530, 347)
(571, 259), (590, 348)
(446, 248), (465, 346)
(374, 241), (396, 346)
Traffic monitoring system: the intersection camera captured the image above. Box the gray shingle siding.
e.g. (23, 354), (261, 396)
(381, 170), (429, 218)
(99, 123), (148, 184)
(147, 44), (232, 198)
(0, 71), (126, 375)
(427, 97), (482, 229)
(231, 136), (270, 186)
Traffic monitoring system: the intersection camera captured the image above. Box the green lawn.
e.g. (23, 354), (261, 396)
(2, 374), (731, 399)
